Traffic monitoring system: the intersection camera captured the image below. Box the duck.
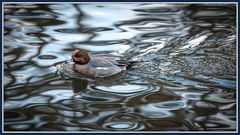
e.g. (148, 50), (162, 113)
(71, 49), (135, 77)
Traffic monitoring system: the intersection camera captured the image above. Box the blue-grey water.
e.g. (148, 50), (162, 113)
(4, 3), (236, 131)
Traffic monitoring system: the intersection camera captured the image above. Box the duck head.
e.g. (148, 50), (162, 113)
(72, 49), (90, 65)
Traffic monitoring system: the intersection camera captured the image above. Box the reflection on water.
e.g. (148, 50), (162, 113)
(4, 3), (236, 131)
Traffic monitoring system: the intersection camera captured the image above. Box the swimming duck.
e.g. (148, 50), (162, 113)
(72, 49), (135, 77)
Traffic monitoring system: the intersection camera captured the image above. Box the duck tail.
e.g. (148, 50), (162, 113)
(126, 60), (140, 69)
(115, 60), (140, 70)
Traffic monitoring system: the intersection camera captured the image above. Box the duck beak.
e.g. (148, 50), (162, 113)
(66, 58), (75, 64)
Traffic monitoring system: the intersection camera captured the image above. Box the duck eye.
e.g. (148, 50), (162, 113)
(75, 53), (81, 58)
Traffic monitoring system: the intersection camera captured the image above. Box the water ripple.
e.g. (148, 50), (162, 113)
(93, 84), (159, 96)
(100, 113), (145, 131)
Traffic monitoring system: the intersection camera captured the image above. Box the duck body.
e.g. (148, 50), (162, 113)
(72, 50), (134, 77)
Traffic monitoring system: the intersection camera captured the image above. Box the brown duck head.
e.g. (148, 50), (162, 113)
(72, 49), (90, 65)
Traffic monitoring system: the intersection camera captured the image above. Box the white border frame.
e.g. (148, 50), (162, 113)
(2, 1), (238, 133)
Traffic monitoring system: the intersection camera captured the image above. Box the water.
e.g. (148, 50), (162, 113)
(4, 3), (236, 132)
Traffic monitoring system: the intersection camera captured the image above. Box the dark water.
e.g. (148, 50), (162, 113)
(4, 3), (236, 132)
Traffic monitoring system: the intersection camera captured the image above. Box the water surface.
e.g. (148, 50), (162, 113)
(4, 3), (236, 132)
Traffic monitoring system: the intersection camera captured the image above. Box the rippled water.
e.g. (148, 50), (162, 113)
(4, 3), (237, 132)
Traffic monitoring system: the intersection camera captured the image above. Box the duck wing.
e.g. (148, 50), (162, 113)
(91, 53), (136, 69)
(88, 57), (125, 77)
